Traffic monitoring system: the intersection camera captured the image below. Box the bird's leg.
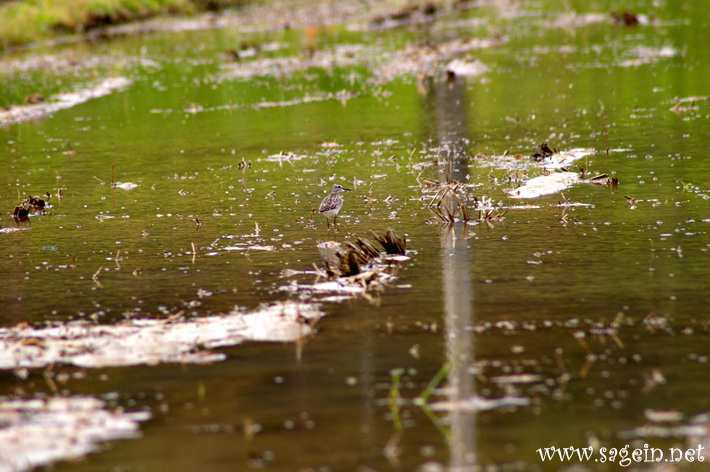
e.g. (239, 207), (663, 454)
(334, 214), (338, 232)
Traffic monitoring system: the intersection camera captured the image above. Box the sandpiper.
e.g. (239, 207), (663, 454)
(319, 183), (351, 229)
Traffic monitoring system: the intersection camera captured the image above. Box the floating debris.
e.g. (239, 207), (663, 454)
(0, 77), (131, 127)
(670, 96), (707, 114)
(530, 141), (557, 160)
(113, 181), (139, 190)
(617, 45), (679, 68)
(320, 230), (407, 277)
(611, 10), (648, 27)
(13, 195), (47, 219)
(644, 409), (684, 423)
(281, 229), (409, 302)
(0, 396), (149, 472)
(506, 145), (616, 198)
(378, 37), (502, 83)
(0, 227), (30, 234)
(508, 172), (580, 199)
(444, 58), (488, 80)
(221, 33), (501, 86)
(222, 244), (276, 252)
(533, 145), (596, 171)
(490, 374), (543, 384)
(0, 302), (322, 370)
(618, 423), (707, 440)
(550, 12), (612, 29)
(430, 395), (530, 412)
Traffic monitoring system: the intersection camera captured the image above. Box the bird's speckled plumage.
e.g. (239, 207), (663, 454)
(319, 183), (350, 228)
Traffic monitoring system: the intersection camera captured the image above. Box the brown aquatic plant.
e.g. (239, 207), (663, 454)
(13, 194), (47, 219)
(421, 168), (472, 225)
(317, 229), (406, 280)
(625, 195), (638, 209)
(572, 330), (593, 356)
(431, 202), (456, 224)
(479, 208), (508, 222)
(336, 243), (365, 277)
(611, 10), (640, 26)
(350, 235), (382, 259)
(588, 172), (619, 187)
(589, 313), (625, 348)
(371, 228), (407, 255)
(530, 141), (558, 160)
(326, 231), (398, 277)
(554, 348), (570, 385)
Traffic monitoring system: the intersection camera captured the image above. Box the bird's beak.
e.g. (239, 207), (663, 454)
(343, 187), (352, 191)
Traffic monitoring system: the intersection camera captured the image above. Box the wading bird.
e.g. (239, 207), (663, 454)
(319, 183), (351, 230)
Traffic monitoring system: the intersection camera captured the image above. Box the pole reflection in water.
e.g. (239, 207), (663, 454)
(442, 220), (476, 470)
(428, 75), (477, 469)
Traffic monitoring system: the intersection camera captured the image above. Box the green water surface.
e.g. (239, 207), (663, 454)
(2, 1), (710, 470)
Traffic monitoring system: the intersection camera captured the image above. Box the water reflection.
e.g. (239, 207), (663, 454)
(5, 2), (710, 470)
(442, 220), (477, 470)
(426, 76), (477, 469)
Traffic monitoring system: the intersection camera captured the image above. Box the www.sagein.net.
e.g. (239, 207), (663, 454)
(537, 444), (705, 467)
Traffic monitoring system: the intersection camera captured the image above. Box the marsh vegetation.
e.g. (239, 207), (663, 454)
(1, 1), (710, 471)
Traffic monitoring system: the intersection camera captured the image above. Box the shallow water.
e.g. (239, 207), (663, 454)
(2, 1), (710, 470)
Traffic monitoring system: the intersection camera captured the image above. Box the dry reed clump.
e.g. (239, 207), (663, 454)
(320, 229), (407, 278)
(418, 160), (474, 225)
